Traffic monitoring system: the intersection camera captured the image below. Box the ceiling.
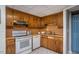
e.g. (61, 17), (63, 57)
(69, 6), (79, 11)
(7, 5), (71, 17)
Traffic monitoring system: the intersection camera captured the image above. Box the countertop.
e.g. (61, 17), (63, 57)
(41, 34), (63, 40)
(6, 34), (63, 40)
(6, 37), (14, 40)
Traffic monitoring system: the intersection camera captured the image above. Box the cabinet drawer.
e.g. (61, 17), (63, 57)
(6, 39), (15, 45)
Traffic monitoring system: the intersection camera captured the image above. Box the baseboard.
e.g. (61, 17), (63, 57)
(68, 50), (72, 54)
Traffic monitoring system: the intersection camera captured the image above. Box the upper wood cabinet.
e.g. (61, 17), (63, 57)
(28, 15), (41, 28)
(23, 13), (29, 23)
(28, 15), (34, 27)
(6, 7), (44, 29)
(39, 18), (45, 28)
(6, 7), (63, 28)
(57, 12), (63, 28)
(41, 15), (57, 26)
(36, 17), (41, 27)
(6, 7), (14, 27)
(14, 10), (25, 21)
(33, 16), (38, 27)
(41, 12), (63, 28)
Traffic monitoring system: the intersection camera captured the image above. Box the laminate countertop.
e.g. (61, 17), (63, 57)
(6, 37), (14, 40)
(41, 34), (63, 40)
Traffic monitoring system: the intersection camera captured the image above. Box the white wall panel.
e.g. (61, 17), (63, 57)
(0, 5), (6, 54)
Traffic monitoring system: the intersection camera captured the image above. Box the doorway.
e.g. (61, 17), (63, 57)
(71, 13), (79, 53)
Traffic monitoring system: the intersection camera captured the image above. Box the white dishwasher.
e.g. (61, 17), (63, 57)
(33, 35), (40, 49)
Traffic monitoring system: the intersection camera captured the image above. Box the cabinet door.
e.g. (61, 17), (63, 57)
(57, 12), (63, 28)
(28, 15), (34, 27)
(42, 17), (47, 25)
(6, 44), (15, 54)
(24, 13), (29, 23)
(41, 37), (48, 48)
(55, 37), (63, 53)
(36, 17), (41, 27)
(6, 39), (15, 54)
(14, 10), (25, 21)
(47, 38), (53, 50)
(6, 45), (12, 54)
(47, 38), (56, 51)
(46, 16), (54, 24)
(53, 14), (58, 25)
(33, 16), (37, 27)
(6, 7), (14, 26)
(28, 16), (41, 28)
(40, 18), (45, 28)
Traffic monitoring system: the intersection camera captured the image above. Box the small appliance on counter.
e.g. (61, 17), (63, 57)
(12, 30), (32, 54)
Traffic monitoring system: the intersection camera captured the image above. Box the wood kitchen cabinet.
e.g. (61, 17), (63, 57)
(41, 12), (63, 27)
(41, 37), (48, 48)
(41, 36), (63, 53)
(28, 15), (34, 27)
(36, 17), (41, 27)
(46, 16), (54, 24)
(14, 10), (25, 21)
(33, 16), (38, 27)
(6, 38), (15, 54)
(23, 13), (29, 23)
(40, 18), (45, 27)
(55, 37), (63, 53)
(6, 7), (14, 27)
(28, 15), (41, 28)
(47, 38), (56, 51)
(40, 17), (48, 28)
(57, 12), (63, 28)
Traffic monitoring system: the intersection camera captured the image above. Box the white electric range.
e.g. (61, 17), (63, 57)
(12, 30), (32, 54)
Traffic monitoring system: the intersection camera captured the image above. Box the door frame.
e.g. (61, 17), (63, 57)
(63, 5), (76, 54)
(0, 5), (6, 54)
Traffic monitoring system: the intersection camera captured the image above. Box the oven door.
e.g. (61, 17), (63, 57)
(15, 37), (32, 53)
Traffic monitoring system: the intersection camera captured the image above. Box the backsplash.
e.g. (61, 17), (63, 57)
(40, 24), (63, 36)
(46, 24), (63, 36)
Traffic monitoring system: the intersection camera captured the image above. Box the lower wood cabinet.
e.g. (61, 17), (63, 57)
(55, 37), (63, 53)
(41, 37), (48, 48)
(6, 38), (15, 54)
(41, 36), (63, 53)
(47, 38), (55, 51)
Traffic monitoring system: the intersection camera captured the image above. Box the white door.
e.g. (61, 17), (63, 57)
(0, 5), (6, 54)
